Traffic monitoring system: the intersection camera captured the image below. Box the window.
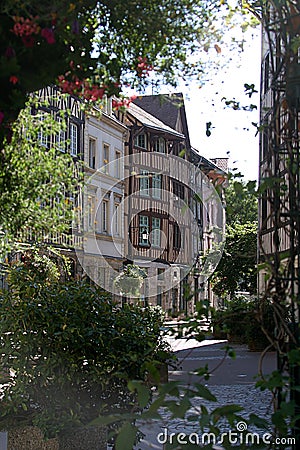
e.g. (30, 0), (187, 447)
(153, 137), (165, 153)
(37, 112), (48, 147)
(173, 180), (185, 200)
(157, 293), (162, 306)
(101, 192), (110, 233)
(151, 217), (161, 247)
(140, 171), (162, 198)
(152, 174), (162, 199)
(88, 138), (96, 169)
(87, 195), (95, 230)
(173, 223), (181, 249)
(134, 133), (147, 149)
(158, 268), (165, 281)
(115, 150), (121, 178)
(140, 170), (150, 196)
(181, 228), (185, 249)
(102, 201), (108, 232)
(56, 116), (65, 151)
(139, 215), (149, 245)
(114, 196), (121, 235)
(70, 123), (78, 156)
(102, 143), (109, 173)
(261, 192), (268, 230)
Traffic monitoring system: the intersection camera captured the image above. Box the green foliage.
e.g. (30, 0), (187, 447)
(211, 174), (258, 298)
(211, 295), (275, 350)
(0, 0), (232, 134)
(3, 248), (61, 295)
(114, 264), (147, 297)
(0, 255), (170, 439)
(0, 95), (79, 256)
(225, 174), (258, 227)
(211, 222), (257, 298)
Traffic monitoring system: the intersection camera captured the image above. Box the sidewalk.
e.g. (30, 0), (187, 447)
(134, 338), (276, 449)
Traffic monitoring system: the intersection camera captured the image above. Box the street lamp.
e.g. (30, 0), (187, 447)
(141, 228), (149, 242)
(193, 266), (200, 305)
(129, 225), (150, 245)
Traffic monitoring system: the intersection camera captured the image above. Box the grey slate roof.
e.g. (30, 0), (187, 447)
(133, 93), (183, 130)
(133, 93), (191, 147)
(128, 102), (184, 138)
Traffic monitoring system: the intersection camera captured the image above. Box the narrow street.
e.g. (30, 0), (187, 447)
(135, 337), (277, 449)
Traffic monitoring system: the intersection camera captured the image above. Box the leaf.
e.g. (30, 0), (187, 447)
(128, 380), (151, 408)
(214, 44), (222, 53)
(166, 396), (191, 418)
(115, 422), (137, 450)
(248, 413), (270, 429)
(90, 414), (126, 426)
(193, 383), (217, 402)
(158, 381), (180, 397)
(288, 349), (300, 365)
(212, 404), (244, 416)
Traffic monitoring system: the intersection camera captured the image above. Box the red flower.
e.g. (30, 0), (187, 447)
(41, 28), (55, 44)
(112, 95), (137, 110)
(136, 56), (153, 78)
(9, 75), (19, 84)
(12, 16), (40, 37)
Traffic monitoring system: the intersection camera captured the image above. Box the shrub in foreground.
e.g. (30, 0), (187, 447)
(0, 256), (170, 442)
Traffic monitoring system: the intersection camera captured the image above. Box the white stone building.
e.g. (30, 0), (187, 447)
(78, 102), (127, 292)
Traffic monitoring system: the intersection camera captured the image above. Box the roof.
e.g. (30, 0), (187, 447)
(128, 102), (185, 139)
(190, 147), (227, 180)
(133, 93), (190, 147)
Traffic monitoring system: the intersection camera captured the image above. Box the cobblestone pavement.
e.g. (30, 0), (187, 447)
(134, 338), (277, 449)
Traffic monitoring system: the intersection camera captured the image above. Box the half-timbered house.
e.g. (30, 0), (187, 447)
(115, 94), (226, 314)
(17, 89), (127, 285)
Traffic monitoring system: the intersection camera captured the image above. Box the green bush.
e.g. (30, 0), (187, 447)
(0, 256), (170, 439)
(114, 264), (147, 297)
(245, 299), (275, 351)
(211, 295), (275, 349)
(211, 296), (250, 343)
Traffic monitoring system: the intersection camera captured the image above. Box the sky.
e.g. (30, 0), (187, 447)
(127, 23), (262, 180)
(182, 29), (261, 181)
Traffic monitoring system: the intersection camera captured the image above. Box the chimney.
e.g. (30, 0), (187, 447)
(210, 158), (229, 172)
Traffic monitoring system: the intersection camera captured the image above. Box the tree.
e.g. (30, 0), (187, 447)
(212, 221), (257, 298)
(0, 95), (79, 255)
(0, 1), (256, 252)
(0, 0), (230, 142)
(225, 175), (258, 226)
(211, 175), (258, 298)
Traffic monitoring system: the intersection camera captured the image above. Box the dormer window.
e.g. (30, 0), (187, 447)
(134, 133), (147, 149)
(153, 137), (165, 153)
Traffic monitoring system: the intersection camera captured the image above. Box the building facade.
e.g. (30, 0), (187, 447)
(2, 89), (226, 314)
(78, 100), (127, 291)
(257, 3), (300, 442)
(115, 94), (226, 314)
(258, 3), (300, 296)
